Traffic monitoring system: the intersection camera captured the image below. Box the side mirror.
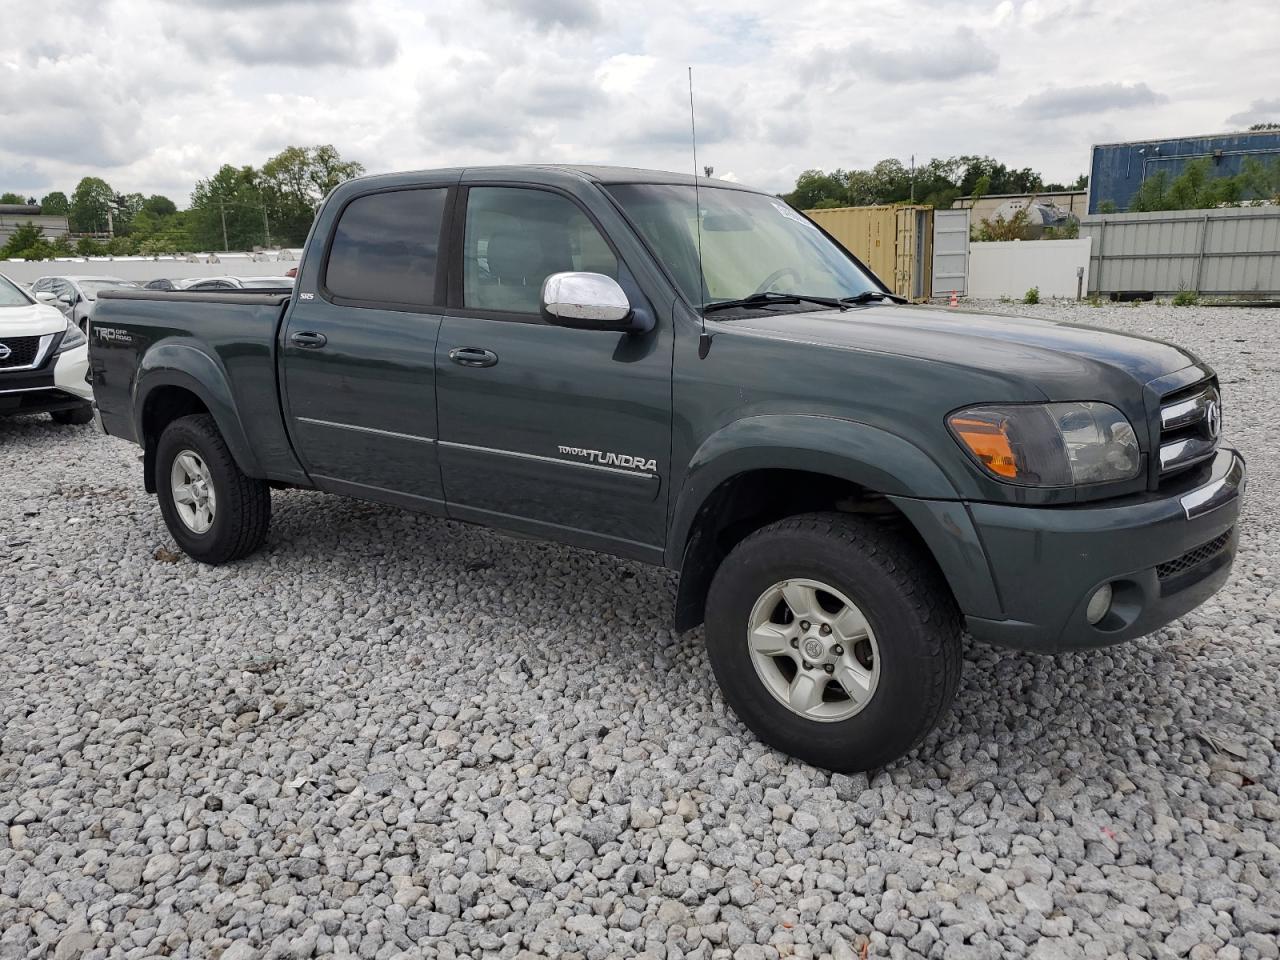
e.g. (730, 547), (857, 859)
(35, 291), (56, 303)
(541, 272), (640, 332)
(58, 293), (73, 304)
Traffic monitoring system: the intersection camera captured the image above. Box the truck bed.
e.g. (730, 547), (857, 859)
(91, 288), (309, 485)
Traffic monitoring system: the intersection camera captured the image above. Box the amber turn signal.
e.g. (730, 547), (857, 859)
(949, 412), (1019, 478)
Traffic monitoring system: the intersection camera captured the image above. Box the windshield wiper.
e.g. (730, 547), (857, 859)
(703, 292), (848, 314)
(840, 290), (907, 305)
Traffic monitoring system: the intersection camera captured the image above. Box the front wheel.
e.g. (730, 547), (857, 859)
(704, 513), (962, 772)
(155, 414), (271, 564)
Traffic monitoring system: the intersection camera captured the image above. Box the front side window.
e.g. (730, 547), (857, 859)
(606, 184), (880, 308)
(463, 187), (617, 315)
(325, 188), (447, 308)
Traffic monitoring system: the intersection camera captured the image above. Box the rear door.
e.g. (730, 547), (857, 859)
(434, 182), (673, 562)
(280, 183), (452, 508)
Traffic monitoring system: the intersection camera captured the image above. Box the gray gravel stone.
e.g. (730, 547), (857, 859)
(1, 300), (1278, 958)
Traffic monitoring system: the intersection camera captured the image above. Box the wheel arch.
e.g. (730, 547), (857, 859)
(135, 345), (263, 493)
(668, 416), (1001, 631)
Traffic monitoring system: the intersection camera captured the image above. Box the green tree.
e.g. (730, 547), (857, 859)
(114, 192), (146, 235)
(70, 177), (116, 233)
(973, 208), (1032, 241)
(142, 194), (177, 217)
(129, 207), (198, 255)
(783, 169), (851, 209)
(259, 144), (365, 245)
(785, 155), (1062, 212)
(1239, 156), (1280, 203)
(39, 191), (69, 215)
(0, 221), (57, 260)
(1127, 157), (1278, 212)
(190, 164), (268, 250)
(0, 192), (27, 205)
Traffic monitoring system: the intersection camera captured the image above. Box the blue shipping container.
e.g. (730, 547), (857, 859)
(1088, 130), (1280, 213)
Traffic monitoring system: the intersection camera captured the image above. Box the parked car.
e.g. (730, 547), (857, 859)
(143, 278), (201, 291)
(183, 276), (294, 291)
(0, 272), (93, 424)
(90, 165), (1245, 772)
(30, 275), (139, 332)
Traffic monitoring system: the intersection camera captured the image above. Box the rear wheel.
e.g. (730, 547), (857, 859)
(155, 414), (271, 564)
(50, 404), (93, 425)
(704, 512), (962, 772)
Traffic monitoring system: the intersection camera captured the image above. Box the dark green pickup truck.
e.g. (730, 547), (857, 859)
(91, 165), (1245, 771)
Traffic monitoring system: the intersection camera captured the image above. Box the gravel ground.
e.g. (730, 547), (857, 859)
(1, 300), (1278, 960)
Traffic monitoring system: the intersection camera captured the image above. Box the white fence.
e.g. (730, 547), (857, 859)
(1080, 207), (1280, 296)
(967, 238), (1091, 299)
(0, 251), (305, 287)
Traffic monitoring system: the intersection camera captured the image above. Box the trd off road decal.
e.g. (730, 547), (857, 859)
(558, 445), (657, 473)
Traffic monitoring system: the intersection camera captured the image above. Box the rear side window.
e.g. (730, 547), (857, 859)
(325, 188), (447, 308)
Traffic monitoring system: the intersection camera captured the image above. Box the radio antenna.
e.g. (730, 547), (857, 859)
(689, 66), (711, 359)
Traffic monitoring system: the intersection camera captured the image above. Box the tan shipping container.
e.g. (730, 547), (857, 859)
(805, 205), (934, 301)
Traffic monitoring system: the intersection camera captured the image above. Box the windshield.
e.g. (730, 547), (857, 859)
(79, 279), (138, 299)
(0, 274), (33, 307)
(606, 184), (882, 309)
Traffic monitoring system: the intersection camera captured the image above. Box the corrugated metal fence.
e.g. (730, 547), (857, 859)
(1081, 206), (1280, 296)
(805, 205), (934, 301)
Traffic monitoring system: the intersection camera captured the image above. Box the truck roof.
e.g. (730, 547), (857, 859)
(342, 164), (764, 193)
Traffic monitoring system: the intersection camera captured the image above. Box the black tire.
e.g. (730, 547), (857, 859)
(50, 404), (93, 425)
(704, 512), (962, 772)
(155, 414), (271, 564)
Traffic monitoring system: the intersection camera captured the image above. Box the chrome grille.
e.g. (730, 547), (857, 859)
(0, 335), (42, 369)
(1157, 381), (1220, 477)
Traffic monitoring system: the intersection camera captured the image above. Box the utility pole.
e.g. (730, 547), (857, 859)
(106, 206), (114, 239)
(910, 154), (915, 203)
(261, 207), (272, 248)
(219, 200), (229, 251)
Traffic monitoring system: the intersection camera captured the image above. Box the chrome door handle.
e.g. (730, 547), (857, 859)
(449, 347), (498, 368)
(290, 331), (327, 348)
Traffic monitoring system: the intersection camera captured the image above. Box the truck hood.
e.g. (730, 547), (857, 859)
(721, 303), (1200, 395)
(0, 302), (68, 337)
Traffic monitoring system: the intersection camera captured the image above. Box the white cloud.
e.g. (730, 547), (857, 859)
(0, 0), (1278, 202)
(1226, 98), (1280, 128)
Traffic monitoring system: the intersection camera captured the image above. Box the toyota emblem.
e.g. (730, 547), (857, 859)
(1205, 398), (1221, 439)
(0, 342), (11, 361)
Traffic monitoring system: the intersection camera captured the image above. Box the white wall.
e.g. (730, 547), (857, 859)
(967, 238), (1092, 299)
(0, 251), (304, 286)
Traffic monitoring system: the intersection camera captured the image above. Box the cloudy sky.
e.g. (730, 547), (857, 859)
(2, 0), (1279, 204)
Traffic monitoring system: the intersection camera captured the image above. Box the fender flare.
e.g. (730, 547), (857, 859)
(134, 342), (264, 480)
(666, 415), (1003, 630)
(666, 414), (959, 567)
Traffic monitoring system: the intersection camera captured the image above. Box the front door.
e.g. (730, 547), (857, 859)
(281, 184), (451, 508)
(435, 184), (672, 562)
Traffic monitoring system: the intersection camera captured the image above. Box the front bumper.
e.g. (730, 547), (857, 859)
(964, 447), (1246, 653)
(0, 345), (93, 417)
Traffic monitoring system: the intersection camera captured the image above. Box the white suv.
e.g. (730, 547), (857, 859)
(0, 272), (93, 424)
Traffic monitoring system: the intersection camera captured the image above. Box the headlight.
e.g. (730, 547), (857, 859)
(56, 319), (87, 354)
(948, 402), (1141, 486)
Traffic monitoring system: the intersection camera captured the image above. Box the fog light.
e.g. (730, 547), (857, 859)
(1086, 584), (1113, 625)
